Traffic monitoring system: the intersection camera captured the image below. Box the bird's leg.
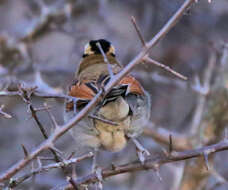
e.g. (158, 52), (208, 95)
(131, 138), (150, 164)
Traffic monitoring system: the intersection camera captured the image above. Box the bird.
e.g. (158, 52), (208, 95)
(64, 39), (150, 156)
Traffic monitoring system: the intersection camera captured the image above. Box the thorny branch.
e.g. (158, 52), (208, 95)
(9, 152), (93, 188)
(0, 0), (206, 185)
(64, 139), (228, 188)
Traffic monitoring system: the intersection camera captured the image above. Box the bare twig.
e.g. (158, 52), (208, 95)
(131, 15), (187, 81)
(43, 102), (59, 128)
(88, 114), (118, 126)
(143, 57), (187, 80)
(0, 0), (201, 182)
(131, 16), (146, 47)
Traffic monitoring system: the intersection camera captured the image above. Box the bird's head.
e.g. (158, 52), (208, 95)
(82, 39), (115, 58)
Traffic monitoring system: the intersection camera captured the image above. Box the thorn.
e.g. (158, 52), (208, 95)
(132, 138), (150, 164)
(97, 181), (103, 190)
(72, 164), (77, 180)
(169, 134), (173, 154)
(154, 164), (162, 182)
(111, 163), (117, 170)
(21, 144), (29, 158)
(95, 167), (103, 182)
(37, 157), (42, 168)
(67, 151), (76, 160)
(203, 151), (210, 170)
(155, 169), (163, 182)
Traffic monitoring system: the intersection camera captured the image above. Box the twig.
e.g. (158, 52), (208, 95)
(96, 42), (114, 78)
(43, 102), (59, 128)
(88, 114), (118, 126)
(9, 152), (93, 188)
(143, 57), (188, 80)
(0, 0), (201, 182)
(190, 52), (216, 135)
(131, 16), (146, 47)
(131, 15), (187, 81)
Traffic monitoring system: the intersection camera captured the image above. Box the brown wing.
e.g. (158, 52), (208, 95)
(119, 75), (144, 95)
(65, 80), (97, 112)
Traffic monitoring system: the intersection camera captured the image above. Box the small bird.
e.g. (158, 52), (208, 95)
(64, 39), (150, 154)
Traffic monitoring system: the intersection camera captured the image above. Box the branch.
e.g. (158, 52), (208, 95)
(63, 139), (228, 188)
(0, 0), (200, 182)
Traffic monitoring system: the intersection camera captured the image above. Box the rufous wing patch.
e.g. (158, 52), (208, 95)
(119, 75), (144, 95)
(65, 81), (96, 112)
(69, 82), (95, 99)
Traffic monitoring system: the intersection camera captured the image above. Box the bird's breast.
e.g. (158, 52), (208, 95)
(95, 122), (127, 152)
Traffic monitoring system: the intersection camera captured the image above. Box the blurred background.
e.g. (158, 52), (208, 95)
(0, 0), (228, 189)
